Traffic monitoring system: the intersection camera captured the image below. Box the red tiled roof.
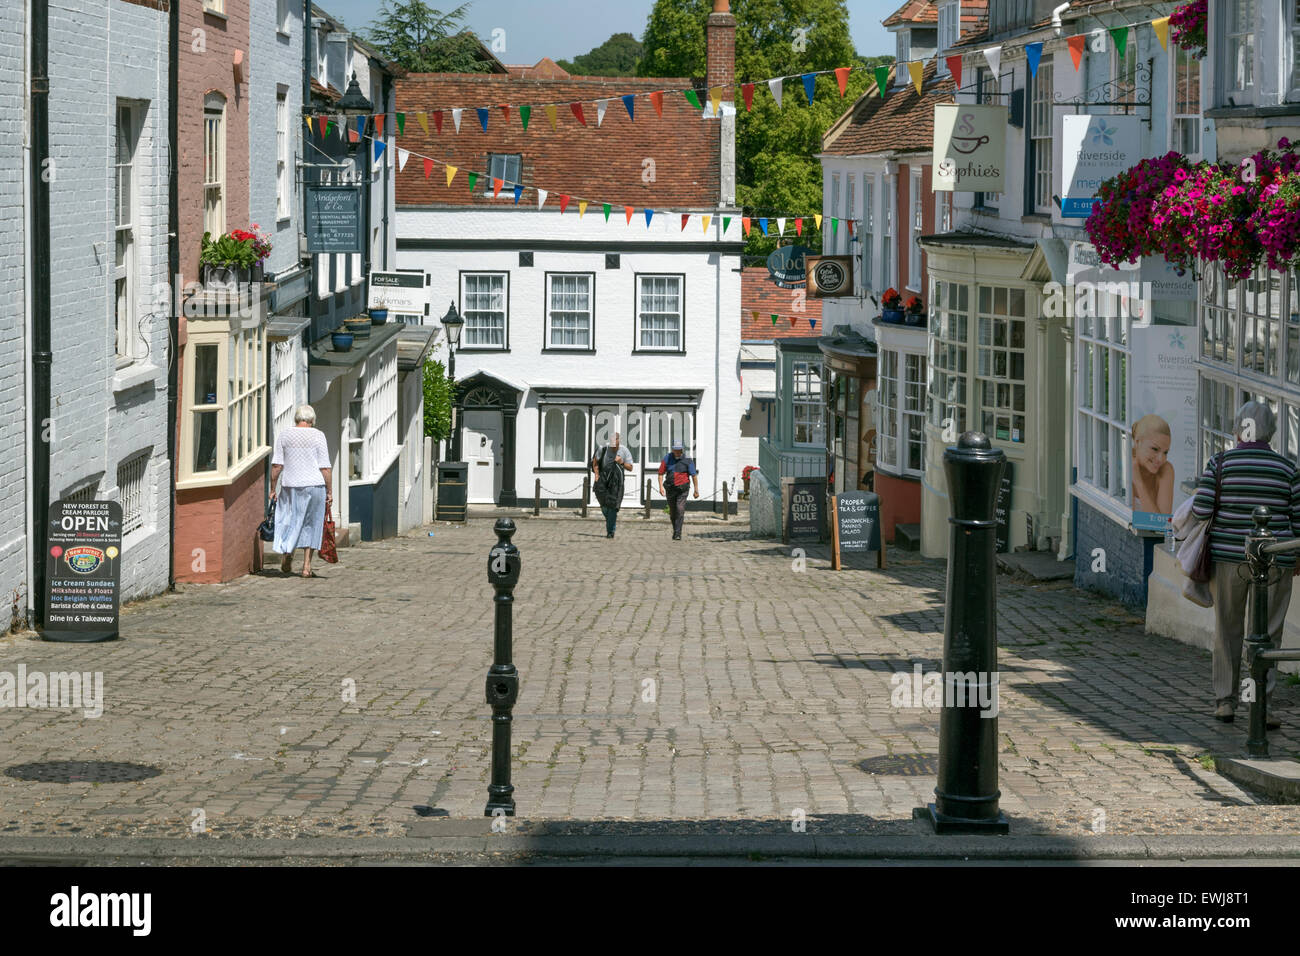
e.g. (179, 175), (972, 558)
(822, 61), (953, 156)
(883, 0), (936, 27)
(506, 58), (571, 80)
(311, 78), (340, 102)
(741, 267), (823, 339)
(395, 75), (720, 208)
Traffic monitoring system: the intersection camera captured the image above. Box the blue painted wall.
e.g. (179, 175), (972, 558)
(1073, 499), (1154, 609)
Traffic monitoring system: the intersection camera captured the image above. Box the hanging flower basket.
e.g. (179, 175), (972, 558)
(1170, 0), (1207, 59)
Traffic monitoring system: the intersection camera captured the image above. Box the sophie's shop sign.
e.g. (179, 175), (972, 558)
(933, 104), (1007, 193)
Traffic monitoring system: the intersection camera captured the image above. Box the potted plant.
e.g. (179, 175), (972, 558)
(200, 225), (272, 287)
(741, 464), (758, 498)
(331, 329), (354, 352)
(880, 288), (904, 323)
(904, 294), (925, 326)
(344, 314), (371, 339)
(369, 293), (389, 326)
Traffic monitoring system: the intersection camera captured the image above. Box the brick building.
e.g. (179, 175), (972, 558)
(393, 0), (742, 510)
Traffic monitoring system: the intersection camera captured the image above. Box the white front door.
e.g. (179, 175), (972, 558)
(464, 410), (502, 504)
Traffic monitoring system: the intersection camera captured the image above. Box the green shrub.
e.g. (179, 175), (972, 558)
(422, 358), (453, 443)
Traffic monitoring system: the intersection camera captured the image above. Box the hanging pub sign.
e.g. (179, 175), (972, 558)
(43, 500), (123, 643)
(806, 255), (854, 297)
(305, 185), (363, 253)
(1061, 114), (1141, 218)
(368, 270), (430, 315)
(933, 104), (1007, 193)
(767, 245), (811, 289)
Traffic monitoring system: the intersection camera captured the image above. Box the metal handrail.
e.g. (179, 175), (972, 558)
(1261, 536), (1300, 555)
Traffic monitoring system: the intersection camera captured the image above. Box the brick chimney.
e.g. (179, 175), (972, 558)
(707, 0), (737, 207)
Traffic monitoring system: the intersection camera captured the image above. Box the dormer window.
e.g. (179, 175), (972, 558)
(938, 1), (961, 76)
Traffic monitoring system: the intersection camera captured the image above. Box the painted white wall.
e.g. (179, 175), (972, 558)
(397, 207), (742, 503)
(41, 0), (172, 603)
(250, 0), (303, 277)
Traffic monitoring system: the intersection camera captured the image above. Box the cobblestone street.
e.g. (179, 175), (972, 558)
(2, 511), (1298, 843)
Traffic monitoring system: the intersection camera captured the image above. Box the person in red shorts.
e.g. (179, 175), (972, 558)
(657, 439), (699, 540)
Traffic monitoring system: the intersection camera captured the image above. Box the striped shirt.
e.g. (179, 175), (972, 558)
(1191, 442), (1300, 566)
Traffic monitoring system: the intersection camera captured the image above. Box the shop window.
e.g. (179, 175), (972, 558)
(928, 278), (969, 434)
(976, 286), (1028, 443)
(1076, 303), (1131, 501)
(792, 361), (825, 446)
(541, 406), (588, 466)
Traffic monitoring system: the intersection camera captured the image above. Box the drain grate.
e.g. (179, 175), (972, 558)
(4, 761), (162, 783)
(857, 753), (938, 776)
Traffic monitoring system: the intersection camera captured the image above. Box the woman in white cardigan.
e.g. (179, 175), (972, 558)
(269, 404), (332, 578)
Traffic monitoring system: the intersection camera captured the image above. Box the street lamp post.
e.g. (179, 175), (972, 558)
(441, 301), (464, 462)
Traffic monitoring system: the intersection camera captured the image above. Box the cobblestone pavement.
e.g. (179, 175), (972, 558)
(3, 509), (1300, 842)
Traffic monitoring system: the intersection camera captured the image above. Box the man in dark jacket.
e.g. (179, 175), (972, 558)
(657, 439), (699, 540)
(592, 432), (634, 538)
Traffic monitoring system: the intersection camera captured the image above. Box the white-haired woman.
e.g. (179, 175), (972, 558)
(269, 405), (332, 578)
(1192, 400), (1300, 724)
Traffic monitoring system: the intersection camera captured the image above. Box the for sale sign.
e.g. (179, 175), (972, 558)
(43, 500), (122, 643)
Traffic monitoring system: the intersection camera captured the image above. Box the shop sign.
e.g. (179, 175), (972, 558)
(767, 245), (811, 288)
(933, 104), (1007, 193)
(1061, 114), (1141, 218)
(305, 185), (362, 253)
(807, 256), (854, 297)
(368, 270), (429, 315)
(43, 500), (122, 642)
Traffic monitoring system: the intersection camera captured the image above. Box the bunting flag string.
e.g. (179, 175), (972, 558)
(1025, 41), (1043, 78)
(344, 122), (851, 232)
(751, 310), (818, 330)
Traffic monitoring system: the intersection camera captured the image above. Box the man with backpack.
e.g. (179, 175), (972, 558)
(591, 432), (634, 538)
(657, 439), (699, 540)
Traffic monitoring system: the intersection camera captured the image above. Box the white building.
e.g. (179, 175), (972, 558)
(393, 5), (742, 510)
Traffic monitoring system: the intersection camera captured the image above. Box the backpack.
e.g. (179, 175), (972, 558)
(593, 446), (622, 507)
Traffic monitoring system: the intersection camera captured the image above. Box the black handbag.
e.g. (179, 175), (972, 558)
(258, 499), (276, 542)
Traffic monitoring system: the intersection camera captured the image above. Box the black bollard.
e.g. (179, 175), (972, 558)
(582, 475), (590, 517)
(1246, 507), (1275, 758)
(485, 518), (521, 816)
(533, 478), (540, 517)
(644, 479), (651, 520)
(722, 481), (729, 520)
(918, 432), (1009, 834)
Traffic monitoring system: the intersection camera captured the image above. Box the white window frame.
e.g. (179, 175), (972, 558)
(178, 320), (268, 488)
(909, 168), (923, 292)
(882, 174), (894, 291)
(895, 30), (911, 87)
(271, 339), (299, 440)
(1111, 31), (1138, 115)
(1170, 41), (1203, 160)
(1290, 0), (1300, 101)
(861, 174), (875, 292)
(636, 274), (684, 352)
(203, 0), (225, 13)
(1223, 0), (1256, 103)
(460, 272), (508, 349)
(845, 174), (856, 258)
(936, 190), (953, 233)
(830, 172), (841, 255)
(485, 153), (522, 196)
(276, 0), (291, 33)
(114, 101), (140, 368)
(975, 285), (1029, 444)
(937, 1), (961, 76)
(540, 405), (590, 467)
(1076, 305), (1131, 503)
(351, 346), (398, 483)
(545, 273), (594, 349)
(792, 360), (825, 447)
(203, 92), (226, 239)
(928, 276), (969, 433)
(975, 67), (1001, 209)
(276, 88), (290, 220)
(1031, 61), (1054, 213)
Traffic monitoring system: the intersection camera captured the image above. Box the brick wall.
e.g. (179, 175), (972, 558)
(1074, 498), (1152, 610)
(0, 0), (27, 623)
(44, 0), (172, 603)
(179, 0), (250, 283)
(174, 461), (264, 583)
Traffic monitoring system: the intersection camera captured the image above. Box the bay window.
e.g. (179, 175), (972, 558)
(179, 320), (268, 486)
(636, 274), (683, 351)
(547, 273), (593, 349)
(461, 272), (508, 348)
(878, 351), (927, 477)
(976, 286), (1027, 443)
(792, 361), (824, 446)
(928, 279), (969, 433)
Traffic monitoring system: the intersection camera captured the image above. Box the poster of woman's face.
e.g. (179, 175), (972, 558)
(1131, 413), (1174, 523)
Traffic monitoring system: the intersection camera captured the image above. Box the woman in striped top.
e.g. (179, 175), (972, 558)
(1191, 401), (1300, 723)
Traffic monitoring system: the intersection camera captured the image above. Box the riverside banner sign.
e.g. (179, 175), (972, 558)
(933, 104), (1007, 193)
(1061, 114), (1141, 218)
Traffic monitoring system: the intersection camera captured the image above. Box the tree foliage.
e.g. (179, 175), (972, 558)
(639, 0), (890, 257)
(365, 0), (495, 73)
(423, 359), (454, 443)
(557, 33), (644, 76)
